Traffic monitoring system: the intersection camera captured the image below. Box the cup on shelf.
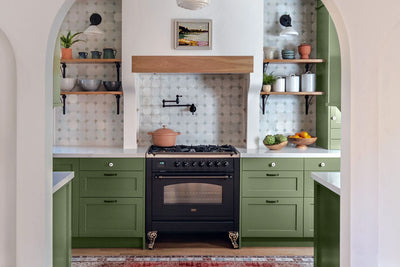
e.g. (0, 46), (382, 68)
(103, 48), (117, 59)
(78, 52), (88, 59)
(91, 51), (102, 59)
(263, 47), (277, 59)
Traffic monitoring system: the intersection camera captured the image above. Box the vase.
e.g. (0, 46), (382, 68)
(262, 84), (272, 92)
(298, 44), (312, 59)
(61, 48), (72, 59)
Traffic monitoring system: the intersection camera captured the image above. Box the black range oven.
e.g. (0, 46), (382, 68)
(145, 145), (240, 249)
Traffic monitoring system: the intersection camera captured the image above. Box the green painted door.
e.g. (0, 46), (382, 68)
(242, 171), (304, 198)
(53, 182), (71, 267)
(304, 198), (314, 238)
(79, 198), (143, 237)
(241, 198), (303, 237)
(53, 158), (80, 237)
(80, 171), (144, 197)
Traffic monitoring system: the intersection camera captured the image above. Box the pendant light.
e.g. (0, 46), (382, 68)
(279, 14), (299, 36)
(83, 13), (104, 36)
(176, 0), (210, 10)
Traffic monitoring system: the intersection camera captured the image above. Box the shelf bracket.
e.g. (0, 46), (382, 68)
(261, 94), (270, 115)
(62, 94), (67, 115)
(263, 62), (269, 73)
(115, 62), (121, 82)
(305, 95), (314, 115)
(61, 63), (67, 78)
(115, 94), (121, 115)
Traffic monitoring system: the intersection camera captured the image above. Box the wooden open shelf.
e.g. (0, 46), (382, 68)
(60, 91), (123, 95)
(263, 59), (326, 64)
(260, 91), (324, 96)
(60, 59), (121, 64)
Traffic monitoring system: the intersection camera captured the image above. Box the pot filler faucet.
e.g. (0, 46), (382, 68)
(162, 95), (196, 115)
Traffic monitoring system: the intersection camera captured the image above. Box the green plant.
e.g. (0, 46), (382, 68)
(60, 31), (84, 48)
(263, 72), (277, 85)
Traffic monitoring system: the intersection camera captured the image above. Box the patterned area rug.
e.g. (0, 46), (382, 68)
(72, 256), (314, 266)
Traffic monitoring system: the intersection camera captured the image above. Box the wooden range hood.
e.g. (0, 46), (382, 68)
(131, 56), (253, 74)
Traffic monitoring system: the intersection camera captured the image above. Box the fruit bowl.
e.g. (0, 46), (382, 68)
(264, 141), (288, 150)
(287, 137), (317, 150)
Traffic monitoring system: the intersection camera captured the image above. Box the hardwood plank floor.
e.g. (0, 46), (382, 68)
(72, 233), (313, 257)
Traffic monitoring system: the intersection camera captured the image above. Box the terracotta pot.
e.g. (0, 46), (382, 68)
(61, 48), (72, 59)
(148, 125), (181, 147)
(298, 44), (311, 59)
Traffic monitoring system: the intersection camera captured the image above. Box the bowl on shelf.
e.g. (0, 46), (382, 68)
(79, 79), (102, 91)
(103, 81), (121, 91)
(60, 77), (76, 91)
(263, 141), (288, 150)
(287, 136), (317, 150)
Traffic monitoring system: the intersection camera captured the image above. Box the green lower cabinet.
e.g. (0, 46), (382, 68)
(304, 158), (341, 197)
(79, 198), (143, 237)
(241, 198), (303, 238)
(303, 198), (314, 238)
(53, 182), (71, 267)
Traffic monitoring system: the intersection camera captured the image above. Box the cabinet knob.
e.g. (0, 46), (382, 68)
(331, 116), (337, 121)
(270, 162), (276, 167)
(108, 162), (114, 167)
(319, 162), (326, 167)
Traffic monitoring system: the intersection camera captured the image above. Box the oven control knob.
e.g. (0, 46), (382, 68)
(223, 161), (229, 167)
(183, 161), (190, 167)
(207, 161), (213, 167)
(174, 161), (181, 167)
(191, 161), (197, 167)
(199, 161), (205, 167)
(215, 161), (222, 167)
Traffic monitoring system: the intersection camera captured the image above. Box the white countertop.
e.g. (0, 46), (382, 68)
(53, 171), (74, 194)
(311, 172), (341, 195)
(238, 146), (340, 158)
(53, 146), (147, 158)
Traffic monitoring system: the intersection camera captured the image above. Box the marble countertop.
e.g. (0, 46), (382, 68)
(311, 172), (341, 195)
(53, 171), (74, 194)
(238, 146), (340, 158)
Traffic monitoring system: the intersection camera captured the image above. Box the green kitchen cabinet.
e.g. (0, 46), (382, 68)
(80, 158), (144, 171)
(53, 158), (80, 237)
(241, 198), (303, 237)
(303, 198), (314, 238)
(316, 0), (342, 150)
(79, 197), (143, 237)
(242, 158), (303, 171)
(53, 181), (71, 267)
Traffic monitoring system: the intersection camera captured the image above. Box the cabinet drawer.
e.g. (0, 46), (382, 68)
(80, 158), (144, 171)
(304, 158), (340, 171)
(241, 198), (303, 237)
(242, 171), (303, 197)
(79, 198), (143, 237)
(80, 171), (144, 197)
(304, 198), (314, 238)
(242, 158), (303, 171)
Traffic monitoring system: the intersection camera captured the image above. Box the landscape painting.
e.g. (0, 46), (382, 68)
(174, 19), (212, 49)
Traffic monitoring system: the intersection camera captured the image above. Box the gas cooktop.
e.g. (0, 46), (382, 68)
(146, 145), (239, 158)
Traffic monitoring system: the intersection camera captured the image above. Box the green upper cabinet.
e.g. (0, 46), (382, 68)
(316, 1), (341, 150)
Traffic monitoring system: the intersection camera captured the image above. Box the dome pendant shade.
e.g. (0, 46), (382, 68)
(280, 26), (299, 36)
(177, 0), (210, 10)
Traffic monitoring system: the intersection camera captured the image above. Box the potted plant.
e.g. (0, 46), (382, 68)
(60, 31), (84, 59)
(262, 72), (276, 92)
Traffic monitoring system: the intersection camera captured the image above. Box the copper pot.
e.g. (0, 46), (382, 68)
(148, 125), (181, 147)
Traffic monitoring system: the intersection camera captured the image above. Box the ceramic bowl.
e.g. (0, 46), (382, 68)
(287, 136), (317, 150)
(264, 141), (288, 150)
(103, 81), (122, 91)
(60, 78), (76, 91)
(79, 79), (102, 91)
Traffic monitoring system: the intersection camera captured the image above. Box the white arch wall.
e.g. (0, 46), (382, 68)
(0, 29), (17, 267)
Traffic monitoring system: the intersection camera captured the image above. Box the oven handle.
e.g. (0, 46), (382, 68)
(156, 175), (232, 179)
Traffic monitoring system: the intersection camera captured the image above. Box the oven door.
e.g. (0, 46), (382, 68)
(152, 173), (234, 220)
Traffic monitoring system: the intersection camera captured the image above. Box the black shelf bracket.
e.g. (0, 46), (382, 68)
(261, 94), (270, 115)
(115, 62), (121, 82)
(61, 63), (67, 78)
(62, 94), (67, 115)
(116, 95), (121, 115)
(305, 95), (314, 115)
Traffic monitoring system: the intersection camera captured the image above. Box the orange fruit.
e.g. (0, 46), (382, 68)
(300, 131), (309, 138)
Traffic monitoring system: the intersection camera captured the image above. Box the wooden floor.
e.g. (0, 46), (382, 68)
(72, 233), (313, 257)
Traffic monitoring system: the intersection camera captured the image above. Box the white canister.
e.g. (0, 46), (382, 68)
(273, 76), (285, 92)
(285, 74), (300, 92)
(301, 72), (316, 92)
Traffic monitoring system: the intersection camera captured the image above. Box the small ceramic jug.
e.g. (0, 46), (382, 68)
(91, 51), (102, 59)
(103, 48), (117, 59)
(78, 52), (88, 59)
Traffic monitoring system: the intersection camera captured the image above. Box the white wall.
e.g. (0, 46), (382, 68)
(0, 0), (400, 266)
(122, 0), (264, 149)
(0, 29), (16, 267)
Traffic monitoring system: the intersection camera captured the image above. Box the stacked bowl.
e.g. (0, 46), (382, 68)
(281, 49), (295, 59)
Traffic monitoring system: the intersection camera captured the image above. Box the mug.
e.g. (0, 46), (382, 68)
(285, 74), (300, 92)
(91, 51), (102, 59)
(78, 52), (88, 59)
(103, 48), (117, 59)
(301, 72), (316, 92)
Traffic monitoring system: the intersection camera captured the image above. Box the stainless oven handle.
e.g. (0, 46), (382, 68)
(156, 175), (232, 179)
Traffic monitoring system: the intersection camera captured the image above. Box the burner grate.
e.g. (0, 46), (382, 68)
(148, 145), (238, 154)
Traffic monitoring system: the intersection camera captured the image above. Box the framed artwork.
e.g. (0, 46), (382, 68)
(174, 19), (212, 50)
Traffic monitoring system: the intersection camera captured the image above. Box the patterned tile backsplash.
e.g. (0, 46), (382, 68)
(54, 0), (123, 146)
(260, 0), (317, 140)
(137, 74), (247, 147)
